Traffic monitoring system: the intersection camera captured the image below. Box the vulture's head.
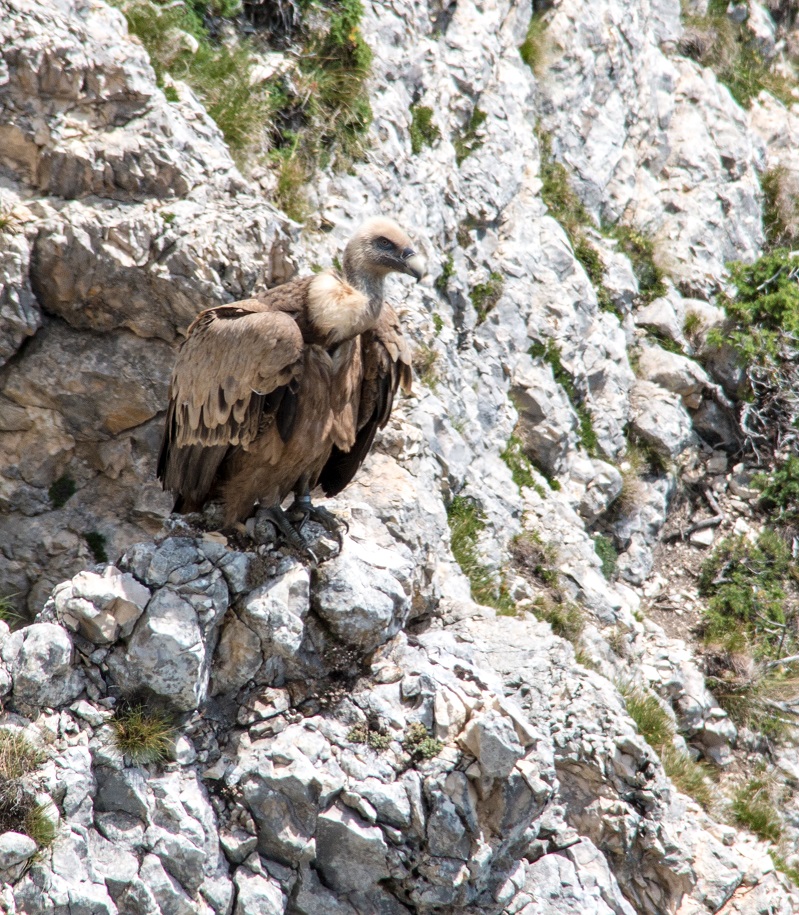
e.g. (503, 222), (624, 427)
(343, 217), (426, 284)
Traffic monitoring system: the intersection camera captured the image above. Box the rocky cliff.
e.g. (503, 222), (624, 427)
(2, 0), (799, 912)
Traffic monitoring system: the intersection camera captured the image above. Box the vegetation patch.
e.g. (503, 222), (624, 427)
(470, 271), (504, 323)
(409, 105), (441, 154)
(112, 703), (175, 765)
(501, 434), (537, 491)
(593, 534), (618, 579)
(533, 595), (584, 643)
(762, 166), (799, 250)
(84, 532), (108, 564)
(348, 724), (391, 751)
(48, 475), (76, 509)
(732, 775), (784, 843)
(605, 224), (666, 305)
(453, 107), (487, 165)
(434, 255), (455, 295)
(0, 729), (55, 849)
(519, 9), (549, 74)
(698, 530), (796, 655)
(529, 339), (599, 456)
(619, 684), (714, 810)
(447, 496), (514, 614)
(753, 455), (799, 524)
(115, 0), (373, 214)
(413, 344), (440, 391)
(679, 3), (797, 108)
(402, 722), (442, 762)
(510, 530), (560, 589)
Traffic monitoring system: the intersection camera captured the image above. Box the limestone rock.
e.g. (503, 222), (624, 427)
(629, 380), (694, 458)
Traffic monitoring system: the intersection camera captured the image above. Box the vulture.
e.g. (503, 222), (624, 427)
(157, 217), (424, 552)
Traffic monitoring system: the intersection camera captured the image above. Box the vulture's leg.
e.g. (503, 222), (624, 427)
(257, 505), (318, 564)
(287, 486), (348, 551)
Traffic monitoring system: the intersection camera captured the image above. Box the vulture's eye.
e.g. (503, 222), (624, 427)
(375, 237), (394, 251)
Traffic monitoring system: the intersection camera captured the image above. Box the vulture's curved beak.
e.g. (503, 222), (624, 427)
(402, 249), (426, 283)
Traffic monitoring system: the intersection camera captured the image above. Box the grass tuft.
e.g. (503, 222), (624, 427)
(619, 684), (715, 810)
(112, 703), (175, 765)
(84, 532), (108, 564)
(593, 534), (618, 579)
(413, 344), (440, 391)
(0, 730), (55, 848)
(447, 496), (514, 613)
(501, 435), (536, 491)
(605, 224), (667, 305)
(732, 776), (783, 843)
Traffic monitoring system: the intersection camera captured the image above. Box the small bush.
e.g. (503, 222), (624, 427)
(48, 475), (76, 509)
(619, 685), (715, 810)
(84, 532), (108, 564)
(348, 725), (391, 751)
(762, 166), (799, 250)
(698, 530), (796, 654)
(112, 704), (175, 765)
(409, 105), (440, 154)
(510, 531), (560, 589)
(533, 595), (584, 643)
(680, 5), (796, 108)
(402, 722), (442, 762)
(753, 455), (799, 523)
(470, 272), (504, 323)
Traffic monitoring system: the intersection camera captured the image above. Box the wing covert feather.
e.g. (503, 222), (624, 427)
(170, 307), (304, 449)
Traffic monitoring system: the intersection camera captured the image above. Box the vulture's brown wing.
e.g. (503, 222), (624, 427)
(158, 301), (304, 509)
(318, 304), (412, 497)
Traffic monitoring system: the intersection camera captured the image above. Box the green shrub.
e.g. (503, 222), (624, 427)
(116, 0), (373, 191)
(434, 255), (455, 295)
(753, 455), (799, 523)
(348, 724), (391, 750)
(619, 684), (715, 810)
(402, 722), (442, 761)
(84, 532), (108, 564)
(48, 475), (76, 509)
(112, 703), (175, 765)
(698, 530), (796, 654)
(409, 105), (440, 154)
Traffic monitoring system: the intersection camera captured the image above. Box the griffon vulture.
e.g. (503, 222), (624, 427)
(157, 217), (424, 552)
